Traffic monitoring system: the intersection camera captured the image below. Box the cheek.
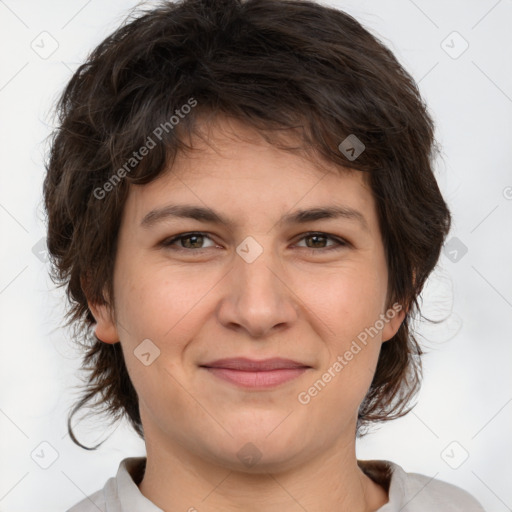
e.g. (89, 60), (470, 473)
(301, 280), (384, 428)
(113, 262), (225, 400)
(115, 260), (213, 339)
(308, 265), (388, 340)
(301, 267), (386, 397)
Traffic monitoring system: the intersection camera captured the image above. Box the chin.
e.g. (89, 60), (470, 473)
(215, 443), (307, 475)
(200, 424), (310, 474)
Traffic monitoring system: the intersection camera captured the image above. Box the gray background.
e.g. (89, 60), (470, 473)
(0, 0), (511, 510)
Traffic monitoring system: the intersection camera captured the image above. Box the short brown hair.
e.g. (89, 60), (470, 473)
(43, 0), (451, 448)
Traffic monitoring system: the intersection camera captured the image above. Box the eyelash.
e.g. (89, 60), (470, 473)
(159, 231), (349, 255)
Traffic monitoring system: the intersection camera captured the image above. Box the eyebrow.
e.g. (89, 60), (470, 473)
(140, 204), (369, 231)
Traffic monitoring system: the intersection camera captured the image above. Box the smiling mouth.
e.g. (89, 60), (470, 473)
(199, 357), (311, 389)
(201, 367), (309, 388)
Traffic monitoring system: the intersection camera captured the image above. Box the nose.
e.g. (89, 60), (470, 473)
(216, 241), (299, 338)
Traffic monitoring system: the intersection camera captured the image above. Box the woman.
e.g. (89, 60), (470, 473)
(43, 0), (486, 509)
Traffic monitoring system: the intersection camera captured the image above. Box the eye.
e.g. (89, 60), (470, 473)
(160, 232), (217, 251)
(159, 231), (349, 254)
(294, 232), (348, 253)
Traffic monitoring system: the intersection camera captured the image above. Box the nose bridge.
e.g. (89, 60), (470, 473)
(219, 234), (298, 336)
(237, 237), (278, 294)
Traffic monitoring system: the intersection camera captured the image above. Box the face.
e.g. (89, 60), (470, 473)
(90, 117), (404, 473)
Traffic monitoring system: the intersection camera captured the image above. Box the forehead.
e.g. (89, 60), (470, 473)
(170, 114), (370, 181)
(123, 116), (376, 230)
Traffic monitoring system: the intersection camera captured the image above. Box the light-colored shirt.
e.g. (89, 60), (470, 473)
(67, 457), (486, 511)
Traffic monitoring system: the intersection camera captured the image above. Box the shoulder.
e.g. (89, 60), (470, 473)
(359, 459), (486, 512)
(66, 484), (109, 512)
(66, 477), (118, 512)
(387, 461), (486, 511)
(65, 457), (151, 512)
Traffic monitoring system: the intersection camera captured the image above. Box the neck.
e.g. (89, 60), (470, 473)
(138, 426), (388, 512)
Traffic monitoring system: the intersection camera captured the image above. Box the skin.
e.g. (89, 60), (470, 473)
(88, 116), (405, 512)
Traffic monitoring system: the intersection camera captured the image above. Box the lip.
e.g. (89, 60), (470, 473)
(199, 358), (311, 389)
(200, 357), (310, 371)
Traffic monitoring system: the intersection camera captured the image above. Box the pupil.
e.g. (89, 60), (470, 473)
(185, 235), (202, 248)
(308, 235), (325, 248)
